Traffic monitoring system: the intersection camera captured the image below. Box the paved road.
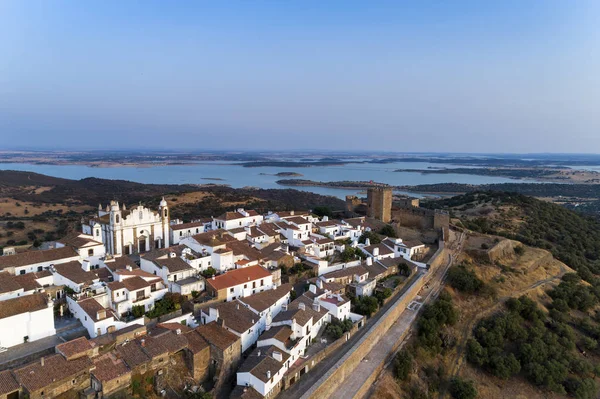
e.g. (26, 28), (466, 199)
(278, 271), (423, 399)
(332, 232), (465, 399)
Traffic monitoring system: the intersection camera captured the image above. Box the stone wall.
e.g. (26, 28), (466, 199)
(300, 272), (427, 399)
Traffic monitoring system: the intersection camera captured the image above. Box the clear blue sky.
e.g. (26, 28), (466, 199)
(1, 1), (599, 153)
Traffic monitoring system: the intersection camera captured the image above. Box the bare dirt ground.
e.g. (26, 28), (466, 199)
(0, 197), (91, 217)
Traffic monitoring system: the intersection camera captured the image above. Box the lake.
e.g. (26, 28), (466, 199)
(0, 161), (523, 199)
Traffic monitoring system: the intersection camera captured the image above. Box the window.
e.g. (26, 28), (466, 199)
(230, 288), (234, 293)
(179, 231), (182, 237)
(261, 279), (264, 286)
(85, 316), (87, 321)
(196, 228), (199, 233)
(244, 284), (247, 289)
(139, 211), (143, 219)
(252, 282), (256, 289)
(37, 266), (43, 272)
(88, 249), (94, 256)
(95, 229), (100, 237)
(164, 209), (168, 217)
(239, 221), (242, 226)
(115, 215), (120, 223)
(20, 270), (25, 275)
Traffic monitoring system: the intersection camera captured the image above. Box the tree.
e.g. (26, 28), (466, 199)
(393, 350), (413, 381)
(398, 263), (412, 276)
(359, 231), (381, 245)
(201, 267), (217, 278)
(449, 378), (477, 399)
(131, 305), (145, 318)
(379, 225), (397, 238)
(312, 206), (333, 218)
(352, 296), (378, 317)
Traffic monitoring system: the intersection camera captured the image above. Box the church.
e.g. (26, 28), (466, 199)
(82, 198), (170, 256)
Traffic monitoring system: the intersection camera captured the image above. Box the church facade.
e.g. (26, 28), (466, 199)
(83, 198), (170, 256)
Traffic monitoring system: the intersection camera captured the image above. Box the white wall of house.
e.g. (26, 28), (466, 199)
(225, 275), (274, 302)
(67, 296), (144, 338)
(13, 256), (80, 276)
(0, 304), (55, 348)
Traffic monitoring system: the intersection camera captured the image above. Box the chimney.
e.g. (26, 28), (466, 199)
(211, 275), (215, 280)
(298, 302), (306, 311)
(309, 284), (317, 294)
(258, 349), (261, 357)
(290, 210), (295, 216)
(272, 351), (283, 362)
(267, 370), (271, 379)
(373, 247), (379, 257)
(366, 257), (373, 266)
(282, 303), (288, 311)
(176, 328), (181, 335)
(169, 252), (176, 258)
(322, 216), (329, 221)
(316, 279), (324, 289)
(312, 301), (320, 312)
(365, 238), (371, 246)
(40, 357), (45, 367)
(236, 303), (240, 310)
(140, 339), (146, 347)
(126, 265), (133, 271)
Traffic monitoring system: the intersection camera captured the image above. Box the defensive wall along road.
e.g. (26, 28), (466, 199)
(299, 244), (451, 399)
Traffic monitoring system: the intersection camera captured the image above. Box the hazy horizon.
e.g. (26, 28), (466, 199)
(2, 1), (599, 153)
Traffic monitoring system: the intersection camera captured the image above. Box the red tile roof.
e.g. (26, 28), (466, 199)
(206, 266), (271, 291)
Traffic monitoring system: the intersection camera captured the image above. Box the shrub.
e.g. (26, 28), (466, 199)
(514, 245), (525, 256)
(447, 265), (484, 294)
(201, 267), (217, 278)
(449, 378), (477, 399)
(393, 349), (413, 381)
(131, 305), (145, 318)
(352, 296), (379, 317)
(358, 231), (381, 245)
(379, 224), (397, 238)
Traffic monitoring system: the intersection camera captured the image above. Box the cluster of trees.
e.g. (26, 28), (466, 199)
(352, 296), (379, 317)
(324, 318), (354, 340)
(201, 267), (217, 278)
(145, 293), (183, 319)
(447, 264), (485, 294)
(374, 287), (393, 305)
(358, 231), (382, 245)
(466, 296), (598, 397)
(392, 292), (470, 398)
(339, 246), (366, 262)
(379, 224), (397, 237)
(548, 273), (598, 312)
(417, 291), (459, 354)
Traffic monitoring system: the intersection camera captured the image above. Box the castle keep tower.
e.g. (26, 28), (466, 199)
(367, 187), (392, 223)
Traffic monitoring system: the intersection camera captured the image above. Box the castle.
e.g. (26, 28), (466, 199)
(346, 188), (449, 236)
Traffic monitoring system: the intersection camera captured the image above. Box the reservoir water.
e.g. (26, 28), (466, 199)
(0, 161), (523, 199)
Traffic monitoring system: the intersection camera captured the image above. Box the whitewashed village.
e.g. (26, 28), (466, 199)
(0, 188), (450, 399)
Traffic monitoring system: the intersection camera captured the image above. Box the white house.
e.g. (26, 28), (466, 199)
(67, 295), (143, 338)
(212, 209), (263, 231)
(106, 273), (168, 316)
(360, 241), (395, 261)
(140, 248), (203, 295)
(0, 246), (80, 276)
(52, 261), (101, 293)
(170, 219), (211, 245)
(201, 300), (263, 353)
(236, 345), (290, 397)
(382, 238), (427, 260)
(0, 293), (55, 348)
(56, 232), (106, 266)
(205, 265), (274, 301)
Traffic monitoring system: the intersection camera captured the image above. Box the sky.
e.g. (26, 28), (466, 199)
(1, 1), (599, 153)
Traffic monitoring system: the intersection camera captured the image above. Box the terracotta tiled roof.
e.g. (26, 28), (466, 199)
(56, 336), (93, 360)
(54, 261), (98, 285)
(286, 216), (311, 225)
(209, 300), (258, 334)
(77, 298), (112, 322)
(0, 293), (48, 319)
(238, 345), (289, 383)
(170, 220), (209, 230)
(363, 243), (394, 257)
(116, 340), (150, 369)
(184, 331), (209, 354)
(322, 265), (369, 280)
(121, 276), (154, 292)
(215, 210), (259, 221)
(92, 354), (130, 382)
(141, 244), (196, 262)
(152, 257), (193, 273)
(239, 284), (292, 312)
(196, 322), (239, 351)
(13, 354), (92, 393)
(259, 325), (293, 344)
(226, 240), (262, 261)
(206, 266), (271, 291)
(0, 272), (23, 294)
(191, 230), (237, 247)
(57, 233), (102, 248)
(0, 370), (19, 395)
(103, 256), (138, 272)
(0, 246), (78, 269)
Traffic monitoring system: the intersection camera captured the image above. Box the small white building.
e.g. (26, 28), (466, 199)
(205, 265), (274, 301)
(140, 248), (203, 295)
(212, 209), (263, 231)
(0, 246), (80, 276)
(170, 219), (211, 245)
(236, 345), (290, 397)
(0, 293), (55, 348)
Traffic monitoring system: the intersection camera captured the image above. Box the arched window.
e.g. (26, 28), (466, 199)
(139, 211), (143, 220)
(164, 209), (168, 217)
(115, 215), (120, 223)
